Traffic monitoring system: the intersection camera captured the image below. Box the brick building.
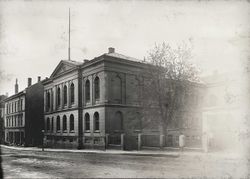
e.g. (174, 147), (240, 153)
(3, 77), (44, 146)
(43, 47), (204, 150)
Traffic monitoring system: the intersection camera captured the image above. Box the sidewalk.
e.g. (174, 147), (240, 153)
(0, 144), (245, 160)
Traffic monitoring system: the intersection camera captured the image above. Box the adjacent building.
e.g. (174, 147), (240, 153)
(0, 94), (8, 144)
(3, 77), (45, 146)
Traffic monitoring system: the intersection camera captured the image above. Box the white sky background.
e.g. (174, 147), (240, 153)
(0, 0), (249, 95)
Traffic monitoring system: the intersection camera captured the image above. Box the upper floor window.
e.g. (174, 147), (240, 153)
(70, 83), (75, 104)
(56, 116), (60, 131)
(70, 114), (74, 131)
(85, 80), (90, 102)
(85, 113), (90, 131)
(46, 117), (50, 131)
(51, 117), (54, 132)
(94, 76), (100, 100)
(20, 99), (23, 110)
(94, 112), (100, 131)
(63, 115), (67, 131)
(57, 87), (61, 106)
(63, 85), (67, 105)
(47, 92), (51, 109)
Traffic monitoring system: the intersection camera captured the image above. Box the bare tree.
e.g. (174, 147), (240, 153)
(140, 42), (200, 137)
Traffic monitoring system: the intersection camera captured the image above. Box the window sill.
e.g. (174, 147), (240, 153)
(85, 131), (90, 133)
(70, 130), (75, 133)
(63, 130), (67, 133)
(94, 130), (100, 133)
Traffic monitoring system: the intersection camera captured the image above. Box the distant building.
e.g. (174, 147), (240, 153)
(3, 77), (45, 146)
(201, 71), (247, 152)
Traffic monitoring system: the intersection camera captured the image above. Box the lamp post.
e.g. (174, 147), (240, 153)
(41, 130), (45, 151)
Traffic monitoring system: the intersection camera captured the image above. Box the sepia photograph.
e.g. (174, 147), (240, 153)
(0, 0), (249, 178)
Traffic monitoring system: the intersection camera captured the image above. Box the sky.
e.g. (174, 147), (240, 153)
(0, 0), (249, 95)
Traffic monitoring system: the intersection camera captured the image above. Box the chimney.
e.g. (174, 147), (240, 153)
(28, 78), (32, 87)
(83, 59), (89, 63)
(108, 47), (115, 53)
(37, 76), (41, 82)
(5, 92), (8, 97)
(15, 78), (18, 94)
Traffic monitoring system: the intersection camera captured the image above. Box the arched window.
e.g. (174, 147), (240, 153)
(85, 113), (90, 131)
(57, 87), (61, 106)
(63, 85), (67, 105)
(70, 83), (75, 104)
(70, 114), (74, 131)
(63, 115), (67, 131)
(56, 116), (60, 131)
(112, 111), (123, 131)
(94, 112), (99, 131)
(85, 80), (90, 102)
(47, 117), (50, 131)
(51, 117), (54, 132)
(112, 76), (122, 103)
(47, 92), (51, 109)
(94, 76), (100, 100)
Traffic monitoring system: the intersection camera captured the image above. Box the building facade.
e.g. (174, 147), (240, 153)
(43, 48), (144, 149)
(43, 48), (204, 150)
(3, 78), (44, 146)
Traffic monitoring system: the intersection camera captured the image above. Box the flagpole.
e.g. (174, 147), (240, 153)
(68, 8), (71, 61)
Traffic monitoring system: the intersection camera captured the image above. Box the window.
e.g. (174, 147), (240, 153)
(51, 117), (54, 132)
(47, 92), (51, 109)
(56, 116), (60, 131)
(63, 85), (67, 105)
(47, 117), (50, 131)
(94, 76), (100, 100)
(85, 80), (90, 102)
(57, 87), (61, 106)
(70, 114), (74, 131)
(85, 113), (90, 131)
(20, 115), (23, 126)
(63, 115), (67, 131)
(94, 112), (99, 131)
(70, 83), (75, 104)
(20, 99), (23, 111)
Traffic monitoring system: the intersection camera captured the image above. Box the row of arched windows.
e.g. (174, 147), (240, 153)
(57, 83), (75, 106)
(46, 83), (75, 111)
(84, 112), (100, 131)
(46, 114), (74, 132)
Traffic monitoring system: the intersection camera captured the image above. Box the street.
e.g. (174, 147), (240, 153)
(1, 147), (249, 178)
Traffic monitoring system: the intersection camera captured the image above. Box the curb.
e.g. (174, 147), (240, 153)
(1, 145), (180, 158)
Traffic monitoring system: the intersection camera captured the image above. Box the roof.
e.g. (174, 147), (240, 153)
(62, 59), (83, 66)
(104, 52), (140, 63)
(2, 91), (25, 102)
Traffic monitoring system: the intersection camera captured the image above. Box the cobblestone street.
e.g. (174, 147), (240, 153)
(1, 146), (249, 178)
